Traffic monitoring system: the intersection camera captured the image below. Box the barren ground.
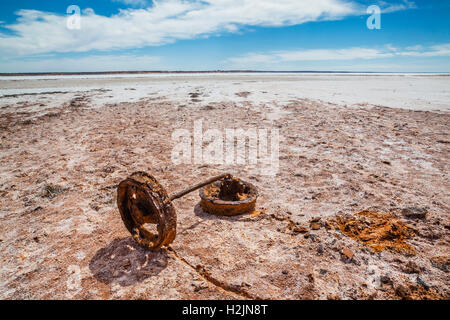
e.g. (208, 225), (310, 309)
(0, 74), (449, 299)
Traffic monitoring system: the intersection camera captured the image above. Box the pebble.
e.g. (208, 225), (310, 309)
(342, 248), (354, 260)
(401, 207), (428, 219)
(310, 222), (321, 230)
(317, 245), (324, 255)
(403, 261), (421, 274)
(395, 285), (410, 299)
(380, 275), (392, 285)
(430, 256), (449, 272)
(416, 276), (430, 290)
(292, 226), (308, 234)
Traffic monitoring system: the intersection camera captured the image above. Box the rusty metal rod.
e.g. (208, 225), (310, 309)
(169, 173), (231, 201)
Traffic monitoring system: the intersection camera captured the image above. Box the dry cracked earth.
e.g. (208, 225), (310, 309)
(0, 89), (449, 300)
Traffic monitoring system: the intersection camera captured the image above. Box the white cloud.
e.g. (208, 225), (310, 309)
(277, 47), (394, 60)
(0, 0), (361, 58)
(227, 44), (450, 65)
(377, 0), (416, 13)
(399, 44), (450, 57)
(112, 0), (149, 7)
(2, 44), (446, 74)
(405, 45), (423, 51)
(0, 54), (161, 73)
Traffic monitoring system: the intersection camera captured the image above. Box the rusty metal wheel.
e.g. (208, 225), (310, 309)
(117, 172), (176, 250)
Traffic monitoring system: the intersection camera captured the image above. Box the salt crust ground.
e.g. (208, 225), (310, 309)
(0, 74), (448, 299)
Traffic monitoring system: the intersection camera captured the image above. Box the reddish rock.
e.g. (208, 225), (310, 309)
(342, 248), (354, 260)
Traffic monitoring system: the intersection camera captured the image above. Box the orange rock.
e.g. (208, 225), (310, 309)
(310, 222), (321, 230)
(342, 248), (354, 260)
(250, 210), (263, 217)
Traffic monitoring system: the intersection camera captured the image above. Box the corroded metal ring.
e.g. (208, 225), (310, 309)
(117, 172), (176, 250)
(199, 177), (258, 216)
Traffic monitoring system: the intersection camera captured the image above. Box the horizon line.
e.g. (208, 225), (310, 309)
(1, 70), (450, 76)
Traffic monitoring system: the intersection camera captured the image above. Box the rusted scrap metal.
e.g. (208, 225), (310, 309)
(199, 176), (258, 216)
(117, 172), (177, 250)
(169, 173), (231, 201)
(117, 172), (258, 250)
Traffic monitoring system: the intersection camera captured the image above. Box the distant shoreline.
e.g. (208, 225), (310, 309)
(1, 70), (449, 76)
(1, 72), (448, 112)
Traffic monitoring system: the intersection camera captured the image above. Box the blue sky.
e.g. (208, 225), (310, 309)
(0, 0), (449, 72)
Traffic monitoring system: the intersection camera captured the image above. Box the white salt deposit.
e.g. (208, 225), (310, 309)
(0, 73), (448, 111)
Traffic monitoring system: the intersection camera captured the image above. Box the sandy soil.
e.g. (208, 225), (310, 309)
(0, 74), (449, 300)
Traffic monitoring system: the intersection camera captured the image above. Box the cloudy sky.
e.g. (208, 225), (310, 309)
(0, 0), (449, 72)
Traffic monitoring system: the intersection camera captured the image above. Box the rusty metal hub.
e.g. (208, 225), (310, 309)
(199, 176), (258, 216)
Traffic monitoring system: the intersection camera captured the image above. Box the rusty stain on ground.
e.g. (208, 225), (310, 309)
(332, 211), (417, 255)
(395, 282), (447, 300)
